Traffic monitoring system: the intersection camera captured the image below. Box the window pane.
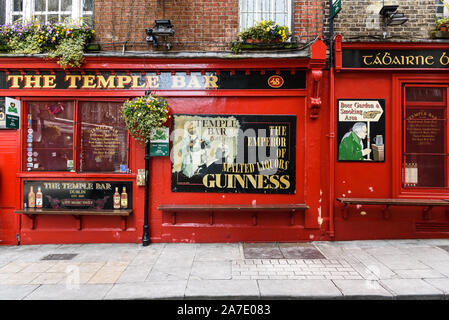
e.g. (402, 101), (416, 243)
(405, 108), (445, 154)
(403, 87), (448, 189)
(62, 0), (72, 11)
(404, 155), (446, 188)
(83, 0), (93, 11)
(48, 14), (59, 22)
(406, 87), (444, 102)
(0, 1), (5, 24)
(80, 101), (128, 173)
(35, 0), (46, 11)
(24, 101), (74, 172)
(13, 0), (23, 11)
(48, 0), (59, 11)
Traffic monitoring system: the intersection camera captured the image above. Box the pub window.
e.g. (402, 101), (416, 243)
(24, 100), (128, 173)
(239, 0), (292, 31)
(436, 0), (449, 19)
(4, 0), (93, 24)
(402, 86), (448, 188)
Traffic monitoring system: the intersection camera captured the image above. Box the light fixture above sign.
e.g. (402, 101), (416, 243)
(379, 4), (408, 26)
(146, 20), (175, 49)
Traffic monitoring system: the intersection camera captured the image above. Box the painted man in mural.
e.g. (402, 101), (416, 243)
(179, 121), (210, 178)
(338, 122), (372, 161)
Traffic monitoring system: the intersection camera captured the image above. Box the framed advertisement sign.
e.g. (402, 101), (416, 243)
(337, 99), (385, 162)
(171, 114), (296, 194)
(23, 180), (133, 210)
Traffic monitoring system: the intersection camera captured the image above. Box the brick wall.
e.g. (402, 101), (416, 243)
(93, 0), (324, 52)
(327, 0), (437, 42)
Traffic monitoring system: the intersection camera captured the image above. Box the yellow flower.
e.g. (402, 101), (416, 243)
(52, 37), (55, 41)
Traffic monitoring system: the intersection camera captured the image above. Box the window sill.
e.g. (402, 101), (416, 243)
(17, 172), (137, 179)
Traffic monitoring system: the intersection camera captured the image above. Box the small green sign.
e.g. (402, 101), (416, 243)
(332, 0), (341, 18)
(150, 127), (169, 157)
(1, 97), (21, 129)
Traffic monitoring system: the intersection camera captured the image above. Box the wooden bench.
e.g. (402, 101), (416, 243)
(158, 204), (309, 226)
(336, 197), (449, 220)
(14, 208), (132, 230)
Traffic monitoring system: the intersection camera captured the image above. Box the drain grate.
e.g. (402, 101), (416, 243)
(243, 243), (326, 259)
(41, 253), (78, 261)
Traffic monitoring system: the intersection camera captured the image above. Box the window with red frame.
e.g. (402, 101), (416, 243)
(24, 100), (128, 173)
(403, 86), (448, 188)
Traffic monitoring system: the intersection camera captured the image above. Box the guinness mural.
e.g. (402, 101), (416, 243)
(171, 114), (296, 194)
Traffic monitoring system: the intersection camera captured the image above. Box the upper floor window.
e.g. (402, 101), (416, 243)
(3, 0), (93, 24)
(239, 0), (292, 31)
(436, 0), (449, 18)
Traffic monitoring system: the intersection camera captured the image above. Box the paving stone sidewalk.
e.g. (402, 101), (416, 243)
(1, 239), (449, 299)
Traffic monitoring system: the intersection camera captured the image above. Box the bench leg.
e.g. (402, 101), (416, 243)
(27, 215), (35, 230)
(422, 206), (432, 221)
(252, 213), (257, 226)
(172, 212), (176, 225)
(342, 204), (349, 220)
(121, 216), (127, 231)
(209, 212), (214, 225)
(290, 212), (295, 226)
(73, 215), (81, 230)
(382, 205), (391, 220)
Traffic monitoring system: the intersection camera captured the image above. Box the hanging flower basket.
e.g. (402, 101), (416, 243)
(121, 94), (170, 144)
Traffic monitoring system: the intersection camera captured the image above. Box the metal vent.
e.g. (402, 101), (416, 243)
(41, 253), (78, 261)
(243, 243), (326, 259)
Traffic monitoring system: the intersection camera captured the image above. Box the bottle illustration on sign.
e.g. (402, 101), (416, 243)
(36, 187), (43, 208)
(28, 186), (36, 208)
(121, 187), (128, 209)
(113, 187), (121, 209)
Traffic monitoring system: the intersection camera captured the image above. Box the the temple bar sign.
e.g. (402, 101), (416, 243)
(0, 70), (306, 90)
(342, 49), (449, 69)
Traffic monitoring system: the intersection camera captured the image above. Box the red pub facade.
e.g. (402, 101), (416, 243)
(1, 0), (449, 245)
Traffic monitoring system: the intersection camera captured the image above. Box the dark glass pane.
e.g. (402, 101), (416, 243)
(80, 101), (128, 173)
(83, 0), (93, 11)
(405, 108), (445, 154)
(48, 0), (59, 11)
(403, 154), (446, 188)
(34, 14), (46, 22)
(60, 14), (70, 22)
(406, 87), (444, 102)
(24, 101), (74, 172)
(48, 14), (59, 22)
(12, 14), (23, 22)
(13, 0), (23, 12)
(62, 0), (72, 11)
(0, 0), (5, 24)
(35, 0), (46, 11)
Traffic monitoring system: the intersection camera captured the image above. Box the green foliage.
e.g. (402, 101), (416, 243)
(237, 20), (291, 42)
(121, 95), (171, 144)
(0, 20), (94, 68)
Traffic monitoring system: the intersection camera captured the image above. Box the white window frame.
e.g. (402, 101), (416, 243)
(5, 0), (93, 23)
(238, 0), (292, 31)
(436, 0), (449, 18)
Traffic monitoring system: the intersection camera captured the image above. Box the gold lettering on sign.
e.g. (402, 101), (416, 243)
(88, 125), (120, 161)
(406, 111), (441, 146)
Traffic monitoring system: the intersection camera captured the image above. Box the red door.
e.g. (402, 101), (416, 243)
(0, 130), (19, 245)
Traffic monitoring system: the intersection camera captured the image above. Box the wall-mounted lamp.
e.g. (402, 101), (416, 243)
(379, 4), (408, 26)
(146, 20), (175, 49)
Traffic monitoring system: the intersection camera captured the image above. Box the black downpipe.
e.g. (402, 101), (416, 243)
(142, 90), (152, 246)
(142, 141), (150, 246)
(329, 0), (334, 68)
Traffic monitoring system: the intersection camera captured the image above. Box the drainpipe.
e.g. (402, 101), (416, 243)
(142, 141), (150, 246)
(328, 0), (336, 239)
(142, 90), (152, 246)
